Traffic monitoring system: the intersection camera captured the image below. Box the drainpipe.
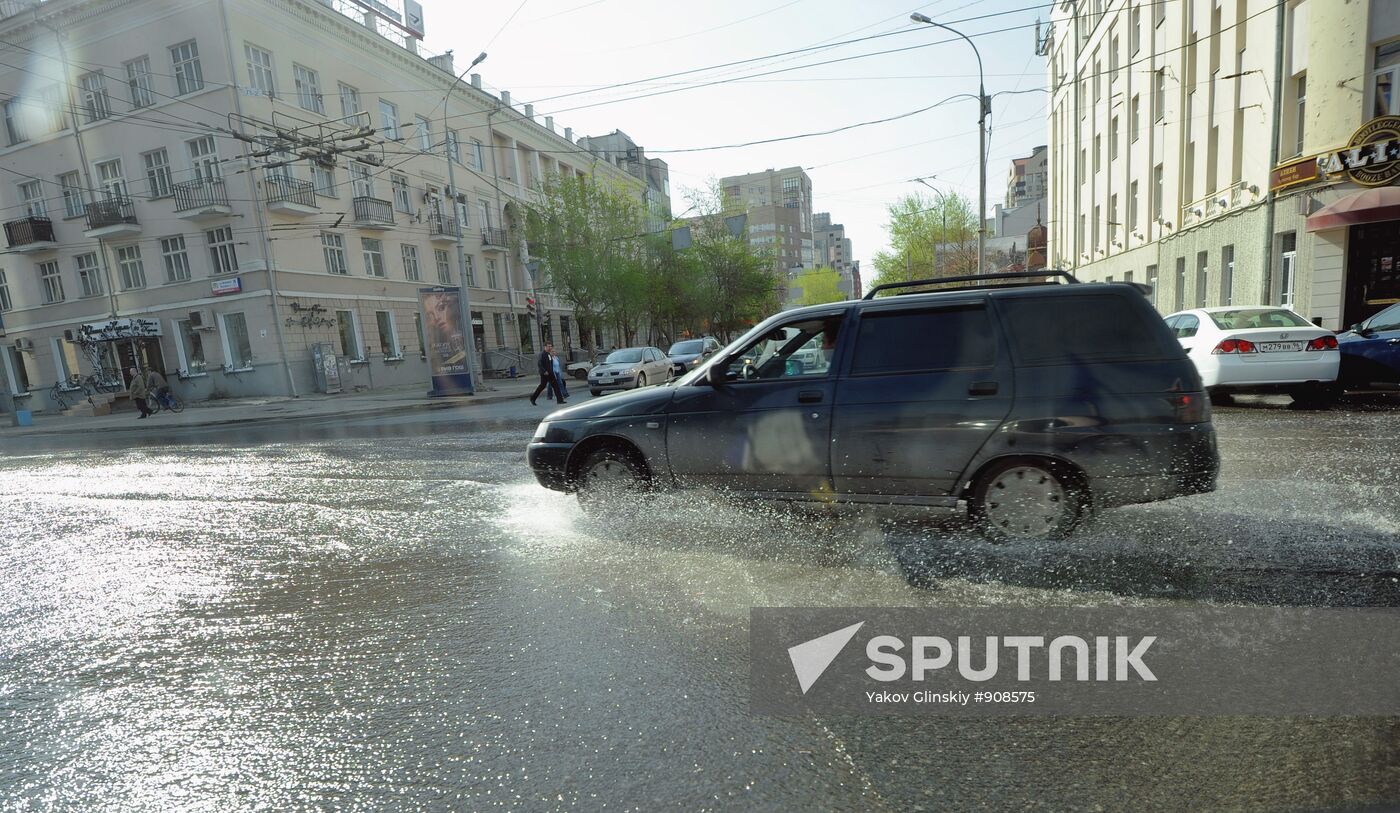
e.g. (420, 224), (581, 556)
(1260, 0), (1287, 305)
(216, 0), (298, 397)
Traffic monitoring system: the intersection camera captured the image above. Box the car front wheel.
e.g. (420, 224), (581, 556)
(575, 446), (648, 514)
(969, 460), (1084, 542)
(635, 372), (647, 389)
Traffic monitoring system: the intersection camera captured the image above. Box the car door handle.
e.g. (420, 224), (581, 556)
(797, 390), (824, 403)
(1387, 338), (1400, 344)
(968, 381), (999, 396)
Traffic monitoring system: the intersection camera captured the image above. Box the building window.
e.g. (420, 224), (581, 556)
(124, 57), (155, 109)
(187, 135), (221, 181)
(1092, 204), (1101, 251)
(221, 312), (254, 368)
(75, 253), (102, 297)
(58, 172), (82, 218)
(206, 226), (238, 274)
(1131, 5), (1142, 53)
(464, 254), (475, 286)
(244, 44), (276, 97)
(1152, 163), (1164, 223)
(1109, 116), (1119, 160)
(1109, 35), (1120, 83)
(1146, 264), (1158, 306)
(434, 248), (452, 284)
(1374, 41), (1400, 116)
(376, 311), (400, 358)
(1195, 251), (1209, 307)
(1093, 56), (1102, 102)
(1153, 69), (1166, 122)
(349, 163), (374, 198)
(1129, 180), (1139, 234)
(161, 235), (191, 282)
(401, 244), (421, 281)
(361, 237), (385, 277)
(321, 232), (348, 275)
(293, 64), (323, 113)
(36, 85), (65, 133)
(1130, 95), (1141, 142)
(79, 71), (111, 122)
(486, 257), (499, 288)
(142, 149), (173, 199)
(336, 309), (362, 360)
(39, 260), (64, 304)
(339, 83), (361, 119)
(312, 164), (336, 197)
(391, 174), (412, 213)
(0, 269), (11, 312)
(479, 200), (493, 230)
(1221, 244), (1235, 306)
(1279, 232), (1297, 307)
(18, 181), (45, 218)
(1154, 0), (1166, 26)
(471, 139), (485, 170)
(416, 115), (432, 151)
(171, 40), (203, 95)
(379, 99), (399, 140)
(447, 130), (460, 163)
(96, 159), (127, 200)
(1094, 134), (1102, 173)
(3, 99), (26, 145)
(1109, 194), (1119, 245)
(492, 312), (506, 348)
(116, 245), (146, 290)
(1294, 73), (1307, 155)
(177, 319), (205, 371)
(1174, 258), (1186, 311)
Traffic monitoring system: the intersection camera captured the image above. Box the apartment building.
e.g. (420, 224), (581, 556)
(721, 167), (814, 276)
(811, 212), (859, 298)
(575, 130), (671, 233)
(1005, 144), (1047, 208)
(1048, 0), (1400, 329)
(0, 0), (645, 409)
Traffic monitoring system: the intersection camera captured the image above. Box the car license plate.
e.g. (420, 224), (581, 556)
(1259, 341), (1303, 352)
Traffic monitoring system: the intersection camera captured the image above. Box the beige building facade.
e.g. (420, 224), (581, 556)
(0, 0), (644, 410)
(1048, 0), (1400, 329)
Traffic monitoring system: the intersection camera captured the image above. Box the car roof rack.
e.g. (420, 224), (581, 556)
(861, 269), (1081, 300)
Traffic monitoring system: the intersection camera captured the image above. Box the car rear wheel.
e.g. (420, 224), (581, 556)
(969, 460), (1084, 542)
(575, 446), (648, 514)
(1288, 383), (1338, 408)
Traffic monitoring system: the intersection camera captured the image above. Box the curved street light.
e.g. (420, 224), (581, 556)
(911, 13), (987, 275)
(437, 50), (489, 394)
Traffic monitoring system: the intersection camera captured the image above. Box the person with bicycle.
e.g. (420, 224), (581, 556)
(127, 366), (153, 420)
(146, 368), (174, 411)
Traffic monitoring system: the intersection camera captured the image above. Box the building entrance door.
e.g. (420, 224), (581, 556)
(1346, 221), (1400, 327)
(115, 338), (168, 383)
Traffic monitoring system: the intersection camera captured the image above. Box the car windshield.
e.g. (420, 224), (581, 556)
(669, 340), (704, 355)
(605, 349), (643, 364)
(1207, 309), (1312, 330)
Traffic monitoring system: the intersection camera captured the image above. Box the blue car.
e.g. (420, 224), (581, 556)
(1337, 302), (1400, 387)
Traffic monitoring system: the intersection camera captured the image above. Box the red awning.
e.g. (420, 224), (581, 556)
(1306, 186), (1400, 231)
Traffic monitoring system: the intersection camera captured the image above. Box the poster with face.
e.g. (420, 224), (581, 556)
(420, 287), (473, 393)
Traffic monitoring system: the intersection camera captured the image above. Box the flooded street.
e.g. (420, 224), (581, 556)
(2, 399), (1398, 811)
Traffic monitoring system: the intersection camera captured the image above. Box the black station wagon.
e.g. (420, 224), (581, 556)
(527, 272), (1219, 540)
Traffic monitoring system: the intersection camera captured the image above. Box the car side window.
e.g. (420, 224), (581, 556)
(1164, 315), (1180, 332)
(1369, 303), (1400, 331)
(850, 306), (994, 376)
(720, 315), (844, 382)
(1177, 315), (1199, 339)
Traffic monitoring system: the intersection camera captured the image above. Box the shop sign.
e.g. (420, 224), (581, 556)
(1270, 157), (1320, 192)
(1319, 115), (1400, 187)
(212, 277), (242, 296)
(79, 317), (163, 342)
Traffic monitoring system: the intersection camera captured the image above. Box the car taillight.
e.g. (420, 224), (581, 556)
(1306, 335), (1339, 351)
(1211, 338), (1257, 354)
(1167, 393), (1209, 423)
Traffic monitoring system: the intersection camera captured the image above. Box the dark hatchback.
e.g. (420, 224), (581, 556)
(528, 273), (1219, 540)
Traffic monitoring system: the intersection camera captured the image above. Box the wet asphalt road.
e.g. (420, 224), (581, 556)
(1, 395), (1398, 811)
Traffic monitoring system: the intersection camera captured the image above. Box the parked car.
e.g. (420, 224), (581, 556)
(587, 347), (674, 395)
(529, 273), (1219, 541)
(1163, 307), (1340, 406)
(667, 337), (721, 375)
(1337, 301), (1400, 387)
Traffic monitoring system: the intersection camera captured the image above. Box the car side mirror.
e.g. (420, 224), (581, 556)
(1352, 323), (1371, 336)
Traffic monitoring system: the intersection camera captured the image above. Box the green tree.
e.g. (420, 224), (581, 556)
(869, 191), (978, 296)
(794, 267), (846, 305)
(681, 181), (779, 341)
(523, 173), (644, 352)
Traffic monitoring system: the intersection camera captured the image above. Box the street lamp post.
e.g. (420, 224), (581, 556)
(913, 177), (951, 275)
(911, 13), (987, 275)
(441, 51), (488, 394)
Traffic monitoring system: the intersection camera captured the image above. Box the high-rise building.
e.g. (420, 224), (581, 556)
(720, 167), (814, 276)
(812, 212), (858, 298)
(1006, 145), (1047, 209)
(1047, 0), (1400, 329)
(0, 0), (647, 407)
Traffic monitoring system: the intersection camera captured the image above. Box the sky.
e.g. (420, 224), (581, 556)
(418, 0), (1051, 273)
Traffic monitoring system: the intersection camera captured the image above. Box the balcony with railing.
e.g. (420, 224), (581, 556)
(173, 177), (232, 221)
(265, 176), (318, 216)
(84, 196), (141, 238)
(429, 213), (461, 242)
(480, 226), (508, 250)
(3, 216), (58, 253)
(352, 196), (395, 229)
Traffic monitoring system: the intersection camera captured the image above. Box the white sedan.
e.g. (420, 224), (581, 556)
(1164, 307), (1340, 405)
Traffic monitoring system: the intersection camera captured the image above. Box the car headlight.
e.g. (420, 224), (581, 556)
(533, 421), (550, 440)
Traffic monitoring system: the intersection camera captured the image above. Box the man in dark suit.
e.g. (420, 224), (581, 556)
(530, 342), (565, 405)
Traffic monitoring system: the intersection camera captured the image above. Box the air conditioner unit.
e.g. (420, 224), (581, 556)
(63, 328), (77, 342)
(13, 337), (34, 352)
(188, 308), (215, 331)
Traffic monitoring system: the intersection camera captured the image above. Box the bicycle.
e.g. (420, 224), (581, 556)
(82, 368), (124, 394)
(49, 377), (84, 410)
(148, 388), (185, 414)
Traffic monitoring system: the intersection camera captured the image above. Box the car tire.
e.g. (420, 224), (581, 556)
(969, 459), (1084, 542)
(1207, 389), (1235, 406)
(575, 445), (648, 514)
(590, 388), (602, 397)
(1288, 383), (1338, 408)
(573, 369), (588, 381)
(636, 372), (647, 389)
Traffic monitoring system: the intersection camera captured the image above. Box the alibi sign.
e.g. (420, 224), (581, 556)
(1320, 115), (1400, 187)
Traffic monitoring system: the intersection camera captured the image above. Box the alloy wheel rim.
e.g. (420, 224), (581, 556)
(581, 458), (638, 500)
(984, 466), (1066, 538)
